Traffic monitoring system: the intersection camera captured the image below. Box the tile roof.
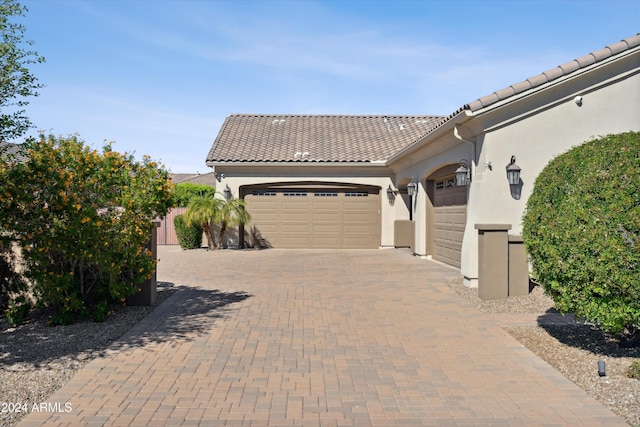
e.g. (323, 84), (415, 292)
(171, 173), (200, 183)
(171, 171), (217, 187)
(206, 114), (445, 163)
(464, 33), (640, 112)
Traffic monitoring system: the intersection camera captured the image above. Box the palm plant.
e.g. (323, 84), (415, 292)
(214, 195), (250, 250)
(183, 195), (221, 250)
(183, 193), (250, 250)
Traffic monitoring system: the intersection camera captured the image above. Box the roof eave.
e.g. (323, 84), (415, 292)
(206, 160), (390, 168)
(386, 109), (473, 165)
(467, 35), (640, 115)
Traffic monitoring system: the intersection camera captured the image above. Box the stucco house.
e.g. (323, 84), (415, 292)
(206, 33), (640, 287)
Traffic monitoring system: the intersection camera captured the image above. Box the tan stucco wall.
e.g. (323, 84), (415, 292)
(460, 50), (640, 286)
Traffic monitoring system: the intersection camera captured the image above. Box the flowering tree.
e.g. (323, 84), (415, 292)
(0, 134), (174, 324)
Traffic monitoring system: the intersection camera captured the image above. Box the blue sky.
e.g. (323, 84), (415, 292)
(17, 0), (640, 173)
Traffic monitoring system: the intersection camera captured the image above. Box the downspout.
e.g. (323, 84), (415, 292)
(453, 126), (477, 288)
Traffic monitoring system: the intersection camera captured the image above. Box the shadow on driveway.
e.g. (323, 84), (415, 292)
(0, 282), (252, 367)
(112, 283), (252, 350)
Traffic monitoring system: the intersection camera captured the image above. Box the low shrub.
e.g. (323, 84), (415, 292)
(5, 295), (31, 326)
(174, 214), (203, 249)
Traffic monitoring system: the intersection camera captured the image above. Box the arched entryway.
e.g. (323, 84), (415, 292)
(425, 165), (468, 267)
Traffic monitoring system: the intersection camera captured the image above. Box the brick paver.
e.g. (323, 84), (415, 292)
(18, 247), (627, 426)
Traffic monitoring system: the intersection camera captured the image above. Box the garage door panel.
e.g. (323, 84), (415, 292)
(283, 223), (310, 233)
(344, 213), (372, 222)
(282, 200), (309, 209)
(251, 199), (279, 209)
(344, 200), (370, 210)
(311, 224), (341, 233)
(312, 212), (340, 221)
(281, 236), (310, 247)
(255, 223), (279, 234)
(245, 189), (380, 249)
(311, 236), (340, 247)
(344, 224), (371, 234)
(282, 212), (308, 222)
(251, 212), (278, 222)
(343, 236), (373, 248)
(313, 200), (340, 210)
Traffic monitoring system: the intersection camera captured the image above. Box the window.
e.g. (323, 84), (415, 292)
(283, 191), (307, 197)
(435, 177), (456, 191)
(314, 192), (338, 197)
(252, 190), (276, 196)
(345, 192), (369, 197)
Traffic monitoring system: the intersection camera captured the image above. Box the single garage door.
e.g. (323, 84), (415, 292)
(244, 188), (381, 249)
(432, 176), (467, 268)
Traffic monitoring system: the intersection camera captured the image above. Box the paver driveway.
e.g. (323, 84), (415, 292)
(19, 247), (627, 426)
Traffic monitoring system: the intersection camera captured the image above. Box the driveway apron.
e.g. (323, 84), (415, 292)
(18, 247), (627, 426)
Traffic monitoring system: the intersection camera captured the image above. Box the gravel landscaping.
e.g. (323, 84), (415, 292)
(1, 279), (638, 426)
(451, 281), (640, 427)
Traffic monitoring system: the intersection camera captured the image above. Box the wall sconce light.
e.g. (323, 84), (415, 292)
(406, 178), (417, 197)
(386, 184), (396, 204)
(506, 155), (521, 185)
(223, 184), (232, 201)
(455, 160), (471, 187)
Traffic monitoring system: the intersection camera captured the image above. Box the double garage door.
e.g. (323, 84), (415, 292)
(244, 188), (380, 249)
(432, 176), (467, 268)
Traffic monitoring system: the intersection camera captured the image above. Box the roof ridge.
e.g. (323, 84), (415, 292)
(465, 33), (640, 112)
(226, 113), (445, 119)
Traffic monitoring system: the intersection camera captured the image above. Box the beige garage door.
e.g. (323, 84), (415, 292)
(245, 189), (381, 249)
(432, 176), (467, 268)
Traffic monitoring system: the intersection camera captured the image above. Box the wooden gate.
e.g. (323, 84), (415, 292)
(157, 207), (187, 245)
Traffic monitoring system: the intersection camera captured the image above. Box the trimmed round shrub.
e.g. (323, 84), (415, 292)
(522, 132), (640, 339)
(174, 214), (203, 249)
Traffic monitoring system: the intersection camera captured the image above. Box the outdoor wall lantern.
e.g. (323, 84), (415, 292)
(406, 178), (417, 221)
(386, 184), (396, 204)
(223, 184), (232, 201)
(506, 155), (521, 185)
(406, 178), (417, 197)
(455, 160), (471, 187)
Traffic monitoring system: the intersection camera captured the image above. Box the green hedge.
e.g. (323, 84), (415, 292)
(522, 132), (639, 339)
(173, 182), (215, 207)
(174, 214), (203, 249)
